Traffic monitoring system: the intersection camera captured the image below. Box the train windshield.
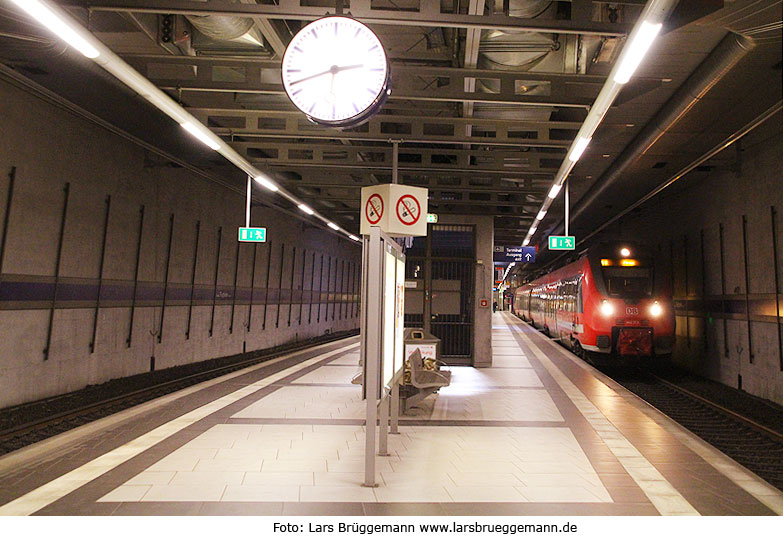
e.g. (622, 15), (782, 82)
(602, 266), (653, 297)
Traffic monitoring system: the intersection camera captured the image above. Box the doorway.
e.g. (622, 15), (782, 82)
(404, 224), (476, 365)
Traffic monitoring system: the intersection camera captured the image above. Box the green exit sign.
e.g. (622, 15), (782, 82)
(238, 227), (266, 242)
(426, 213), (438, 223)
(548, 235), (575, 250)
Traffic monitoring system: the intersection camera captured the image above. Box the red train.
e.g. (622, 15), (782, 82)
(513, 243), (674, 362)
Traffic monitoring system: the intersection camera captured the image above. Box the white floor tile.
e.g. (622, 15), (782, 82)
(97, 485), (150, 503)
(222, 485), (300, 502)
(445, 486), (527, 502)
(141, 484), (226, 502)
(244, 471), (314, 486)
(374, 486), (453, 503)
(169, 471), (245, 486)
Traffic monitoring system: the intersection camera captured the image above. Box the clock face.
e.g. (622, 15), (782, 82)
(282, 17), (390, 127)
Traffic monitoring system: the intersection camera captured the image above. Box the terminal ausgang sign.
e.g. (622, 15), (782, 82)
(494, 245), (536, 263)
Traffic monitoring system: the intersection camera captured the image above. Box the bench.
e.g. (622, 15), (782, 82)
(404, 348), (451, 411)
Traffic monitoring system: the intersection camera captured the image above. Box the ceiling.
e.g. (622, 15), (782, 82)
(0, 0), (780, 270)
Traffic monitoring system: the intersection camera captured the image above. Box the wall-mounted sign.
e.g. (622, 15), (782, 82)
(426, 213), (438, 223)
(360, 184), (428, 236)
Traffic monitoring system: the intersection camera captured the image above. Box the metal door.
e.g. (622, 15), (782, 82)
(404, 224), (475, 365)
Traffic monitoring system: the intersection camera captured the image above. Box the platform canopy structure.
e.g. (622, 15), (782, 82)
(0, 0), (779, 264)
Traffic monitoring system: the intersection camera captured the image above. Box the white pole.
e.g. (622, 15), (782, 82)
(392, 141), (399, 184)
(246, 175), (251, 229)
(565, 179), (569, 237)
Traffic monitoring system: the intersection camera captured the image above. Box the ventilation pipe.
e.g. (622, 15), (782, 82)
(187, 0), (265, 47)
(551, 31), (755, 234)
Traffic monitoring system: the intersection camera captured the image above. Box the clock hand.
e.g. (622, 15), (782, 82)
(332, 64), (364, 74)
(289, 68), (332, 86)
(289, 64), (365, 86)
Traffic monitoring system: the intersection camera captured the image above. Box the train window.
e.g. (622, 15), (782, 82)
(603, 267), (652, 297)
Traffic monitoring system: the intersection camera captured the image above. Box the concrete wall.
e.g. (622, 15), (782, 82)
(612, 114), (783, 404)
(438, 214), (494, 367)
(0, 76), (360, 408)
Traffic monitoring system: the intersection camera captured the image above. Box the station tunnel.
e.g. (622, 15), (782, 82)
(0, 0), (782, 521)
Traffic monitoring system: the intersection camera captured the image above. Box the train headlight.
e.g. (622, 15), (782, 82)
(600, 300), (614, 317)
(650, 302), (663, 317)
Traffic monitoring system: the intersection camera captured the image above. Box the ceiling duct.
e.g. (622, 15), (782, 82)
(187, 0), (265, 47)
(551, 32), (756, 235)
(475, 0), (558, 120)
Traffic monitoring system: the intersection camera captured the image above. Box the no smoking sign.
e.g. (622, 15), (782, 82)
(365, 194), (383, 224)
(396, 195), (420, 226)
(360, 184), (428, 237)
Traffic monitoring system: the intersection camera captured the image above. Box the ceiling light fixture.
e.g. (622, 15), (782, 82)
(568, 137), (591, 162)
(181, 122), (221, 151)
(5, 0), (364, 243)
(9, 0), (100, 59)
(298, 204), (315, 215)
(327, 222), (340, 231)
(548, 184), (563, 199)
(254, 175), (279, 192)
(614, 21), (663, 84)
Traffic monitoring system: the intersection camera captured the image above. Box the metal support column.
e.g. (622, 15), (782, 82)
(209, 226), (222, 337)
(44, 183), (70, 361)
(158, 213), (175, 343)
(90, 195), (111, 353)
(127, 205), (145, 347)
(186, 220), (200, 339)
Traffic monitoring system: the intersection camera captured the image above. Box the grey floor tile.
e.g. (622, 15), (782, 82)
(197, 502), (284, 516)
(282, 502), (366, 516)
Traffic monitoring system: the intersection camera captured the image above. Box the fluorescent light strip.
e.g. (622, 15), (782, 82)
(537, 210), (547, 220)
(523, 238), (530, 246)
(181, 122), (221, 151)
(10, 0), (100, 59)
(8, 0), (358, 240)
(614, 21), (663, 84)
(327, 222), (340, 231)
(568, 136), (591, 162)
(298, 204), (315, 215)
(349, 235), (360, 241)
(254, 175), (279, 192)
(548, 184), (563, 199)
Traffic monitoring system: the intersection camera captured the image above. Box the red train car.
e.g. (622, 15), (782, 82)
(513, 243), (674, 361)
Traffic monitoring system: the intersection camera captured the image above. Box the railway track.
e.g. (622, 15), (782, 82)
(602, 364), (783, 491)
(0, 332), (356, 456)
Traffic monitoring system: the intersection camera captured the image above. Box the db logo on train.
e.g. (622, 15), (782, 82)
(626, 307), (639, 315)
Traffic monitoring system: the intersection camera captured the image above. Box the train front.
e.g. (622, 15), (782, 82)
(584, 244), (674, 358)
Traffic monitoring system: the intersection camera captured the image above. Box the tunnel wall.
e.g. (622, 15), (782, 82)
(615, 114), (783, 404)
(0, 77), (360, 409)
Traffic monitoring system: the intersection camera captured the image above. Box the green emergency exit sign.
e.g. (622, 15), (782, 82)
(238, 227), (266, 242)
(548, 235), (575, 250)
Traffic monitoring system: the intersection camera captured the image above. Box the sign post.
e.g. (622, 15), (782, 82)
(361, 227), (405, 487)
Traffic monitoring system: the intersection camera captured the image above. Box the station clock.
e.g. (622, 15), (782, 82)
(281, 16), (391, 128)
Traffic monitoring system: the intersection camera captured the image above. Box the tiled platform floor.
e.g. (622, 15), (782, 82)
(1, 313), (782, 516)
